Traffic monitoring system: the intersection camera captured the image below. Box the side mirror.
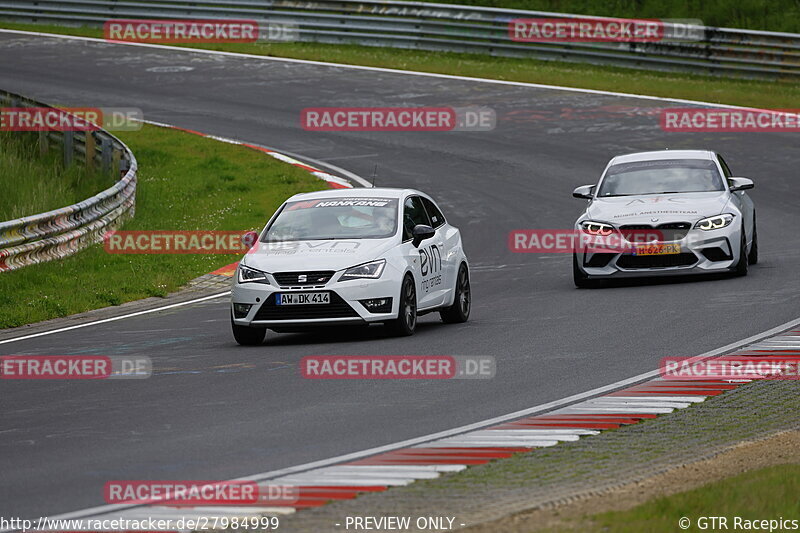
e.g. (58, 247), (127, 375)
(729, 177), (754, 192)
(573, 185), (595, 199)
(242, 231), (259, 250)
(412, 224), (435, 247)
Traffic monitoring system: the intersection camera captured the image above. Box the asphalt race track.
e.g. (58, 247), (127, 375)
(1, 32), (799, 519)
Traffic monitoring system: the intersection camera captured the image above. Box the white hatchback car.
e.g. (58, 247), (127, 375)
(230, 188), (470, 345)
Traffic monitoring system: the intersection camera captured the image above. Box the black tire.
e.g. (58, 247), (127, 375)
(573, 253), (597, 288)
(231, 316), (266, 345)
(733, 225), (749, 277)
(387, 274), (417, 336)
(747, 215), (759, 265)
(440, 264), (471, 324)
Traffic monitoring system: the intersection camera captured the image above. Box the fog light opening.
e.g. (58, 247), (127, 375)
(359, 297), (392, 314)
(233, 303), (253, 318)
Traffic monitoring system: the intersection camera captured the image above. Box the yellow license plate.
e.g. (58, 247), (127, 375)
(632, 243), (681, 256)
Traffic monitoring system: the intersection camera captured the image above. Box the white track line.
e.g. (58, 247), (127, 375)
(608, 395), (706, 403)
(0, 291), (230, 345)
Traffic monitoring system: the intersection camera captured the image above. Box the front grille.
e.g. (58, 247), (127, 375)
(617, 252), (698, 269)
(273, 271), (335, 287)
(620, 222), (691, 242)
(253, 292), (359, 320)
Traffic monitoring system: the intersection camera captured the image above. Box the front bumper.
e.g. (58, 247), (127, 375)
(575, 226), (741, 279)
(231, 270), (399, 328)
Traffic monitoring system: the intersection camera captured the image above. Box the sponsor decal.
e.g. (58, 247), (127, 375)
(419, 243), (443, 293)
(256, 241), (362, 255)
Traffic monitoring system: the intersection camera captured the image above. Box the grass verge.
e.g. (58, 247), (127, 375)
(1, 22), (798, 109)
(0, 131), (110, 220)
(561, 464), (800, 532)
(0, 124), (325, 329)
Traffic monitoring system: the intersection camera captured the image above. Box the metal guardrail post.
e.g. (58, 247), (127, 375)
(100, 136), (112, 174)
(63, 130), (73, 167)
(85, 130), (95, 172)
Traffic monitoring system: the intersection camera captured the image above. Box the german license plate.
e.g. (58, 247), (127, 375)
(632, 243), (681, 256)
(276, 292), (330, 305)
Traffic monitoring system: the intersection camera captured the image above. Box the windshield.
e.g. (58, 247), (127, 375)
(262, 197), (399, 242)
(597, 159), (724, 197)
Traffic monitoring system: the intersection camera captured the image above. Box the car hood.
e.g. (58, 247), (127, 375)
(586, 192), (730, 225)
(240, 238), (397, 273)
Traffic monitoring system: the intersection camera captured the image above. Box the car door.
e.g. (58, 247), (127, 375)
(401, 195), (443, 309)
(420, 195), (455, 305)
(718, 155), (754, 243)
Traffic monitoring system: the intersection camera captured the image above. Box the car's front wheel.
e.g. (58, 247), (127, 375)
(387, 274), (417, 336)
(733, 225), (749, 277)
(231, 316), (267, 345)
(748, 214), (759, 265)
(573, 253), (598, 288)
(440, 263), (470, 324)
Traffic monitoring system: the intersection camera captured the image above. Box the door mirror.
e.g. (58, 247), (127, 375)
(729, 177), (754, 191)
(242, 231), (259, 250)
(573, 185), (595, 199)
(412, 224), (435, 247)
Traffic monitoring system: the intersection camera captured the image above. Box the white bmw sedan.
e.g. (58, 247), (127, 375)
(572, 150), (757, 287)
(230, 188), (470, 345)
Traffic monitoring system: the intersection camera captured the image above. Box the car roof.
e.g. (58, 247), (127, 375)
(610, 149), (715, 165)
(286, 187), (427, 202)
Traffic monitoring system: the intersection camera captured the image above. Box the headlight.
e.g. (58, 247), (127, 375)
(237, 265), (270, 284)
(341, 259), (386, 280)
(694, 214), (734, 231)
(580, 221), (615, 236)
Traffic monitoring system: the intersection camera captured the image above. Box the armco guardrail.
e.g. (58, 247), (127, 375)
(1, 0), (799, 79)
(0, 90), (137, 271)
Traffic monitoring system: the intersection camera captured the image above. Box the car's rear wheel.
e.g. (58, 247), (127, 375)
(573, 253), (598, 288)
(733, 225), (749, 277)
(440, 263), (470, 324)
(387, 274), (417, 336)
(231, 315), (267, 345)
(747, 215), (759, 265)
